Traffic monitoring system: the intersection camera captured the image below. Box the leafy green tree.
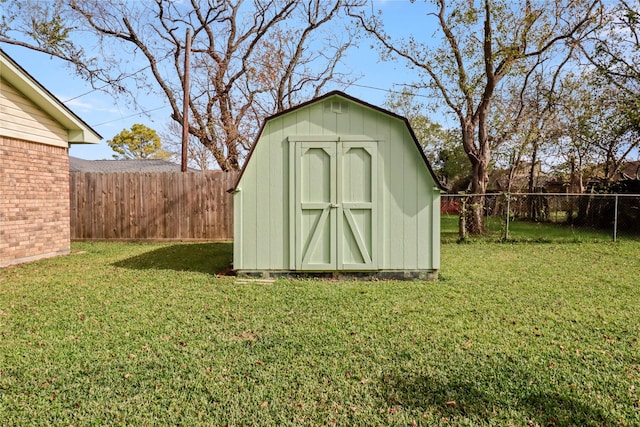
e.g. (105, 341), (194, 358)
(107, 124), (169, 160)
(385, 89), (469, 190)
(577, 1), (640, 178)
(350, 0), (600, 233)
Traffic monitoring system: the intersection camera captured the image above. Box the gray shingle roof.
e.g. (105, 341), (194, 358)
(69, 157), (190, 172)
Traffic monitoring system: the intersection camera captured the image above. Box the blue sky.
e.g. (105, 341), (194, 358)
(1, 1), (443, 161)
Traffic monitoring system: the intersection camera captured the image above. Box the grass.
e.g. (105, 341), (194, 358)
(0, 241), (639, 425)
(440, 214), (622, 243)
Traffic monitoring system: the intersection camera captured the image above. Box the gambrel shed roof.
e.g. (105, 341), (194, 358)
(232, 90), (445, 191)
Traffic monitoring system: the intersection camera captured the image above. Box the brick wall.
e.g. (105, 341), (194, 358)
(0, 136), (71, 267)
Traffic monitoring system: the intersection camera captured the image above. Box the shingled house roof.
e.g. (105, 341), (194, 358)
(69, 157), (195, 172)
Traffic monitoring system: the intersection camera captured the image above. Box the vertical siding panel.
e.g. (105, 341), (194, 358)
(284, 111), (299, 269)
(308, 103), (323, 134)
(349, 104), (364, 135)
(387, 118), (404, 269)
(230, 172), (237, 240)
(242, 153), (258, 269)
(431, 188), (441, 270)
(417, 144), (431, 269)
(323, 105), (338, 135)
(255, 131), (270, 269)
(336, 105), (350, 134)
(221, 172), (229, 240)
(295, 105), (310, 135)
(267, 122), (285, 269)
(403, 128), (418, 270)
(233, 189), (242, 268)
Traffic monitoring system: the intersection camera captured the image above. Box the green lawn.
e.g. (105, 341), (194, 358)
(1, 241), (639, 426)
(441, 214), (621, 243)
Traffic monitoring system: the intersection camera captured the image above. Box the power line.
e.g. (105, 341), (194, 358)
(65, 45), (441, 129)
(91, 105), (169, 127)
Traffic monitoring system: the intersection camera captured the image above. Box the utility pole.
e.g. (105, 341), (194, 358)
(181, 28), (191, 172)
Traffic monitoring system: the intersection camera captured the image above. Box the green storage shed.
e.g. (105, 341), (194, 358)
(231, 91), (444, 279)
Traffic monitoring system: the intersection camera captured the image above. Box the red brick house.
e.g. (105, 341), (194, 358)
(1, 49), (100, 267)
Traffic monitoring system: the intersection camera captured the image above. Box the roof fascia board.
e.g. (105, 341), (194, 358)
(0, 49), (102, 144)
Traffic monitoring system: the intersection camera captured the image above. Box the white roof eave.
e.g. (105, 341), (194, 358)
(1, 50), (102, 144)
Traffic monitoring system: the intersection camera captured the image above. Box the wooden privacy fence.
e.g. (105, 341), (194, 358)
(70, 171), (237, 241)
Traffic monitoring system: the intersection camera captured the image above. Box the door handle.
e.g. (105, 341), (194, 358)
(330, 203), (339, 208)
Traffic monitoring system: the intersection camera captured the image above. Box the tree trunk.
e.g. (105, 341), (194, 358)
(528, 140), (539, 220)
(461, 120), (488, 234)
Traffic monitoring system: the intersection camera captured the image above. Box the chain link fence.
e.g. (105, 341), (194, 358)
(441, 193), (640, 243)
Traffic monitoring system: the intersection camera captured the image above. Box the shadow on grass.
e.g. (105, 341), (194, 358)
(113, 242), (233, 276)
(382, 369), (615, 426)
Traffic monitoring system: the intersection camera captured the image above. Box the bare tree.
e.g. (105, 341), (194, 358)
(161, 121), (215, 171)
(0, 0), (361, 171)
(348, 0), (600, 233)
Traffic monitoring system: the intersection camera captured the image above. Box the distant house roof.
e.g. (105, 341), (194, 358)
(0, 49), (101, 145)
(69, 157), (194, 172)
(619, 160), (640, 180)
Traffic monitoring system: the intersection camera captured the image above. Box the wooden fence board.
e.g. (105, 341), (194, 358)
(69, 171), (237, 241)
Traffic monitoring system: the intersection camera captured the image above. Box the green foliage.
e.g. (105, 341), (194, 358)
(1, 0), (74, 53)
(0, 241), (639, 425)
(385, 89), (470, 190)
(107, 123), (170, 160)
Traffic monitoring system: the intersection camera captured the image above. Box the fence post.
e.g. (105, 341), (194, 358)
(459, 196), (468, 240)
(504, 192), (510, 240)
(613, 194), (619, 242)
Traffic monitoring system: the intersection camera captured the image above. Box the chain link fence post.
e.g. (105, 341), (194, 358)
(504, 192), (510, 241)
(613, 194), (619, 242)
